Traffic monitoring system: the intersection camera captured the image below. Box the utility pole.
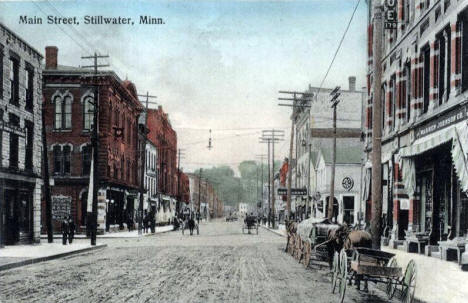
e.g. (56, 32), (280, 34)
(256, 154), (266, 215)
(328, 87), (341, 221)
(260, 129), (284, 229)
(371, 2), (384, 249)
(259, 139), (272, 227)
(176, 148), (185, 215)
(306, 131), (312, 219)
(198, 168), (203, 213)
(137, 92), (157, 235)
(82, 52), (109, 246)
(278, 91), (313, 220)
(42, 103), (53, 243)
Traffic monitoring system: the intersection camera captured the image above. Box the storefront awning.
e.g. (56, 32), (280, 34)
(400, 126), (455, 157)
(400, 123), (468, 192)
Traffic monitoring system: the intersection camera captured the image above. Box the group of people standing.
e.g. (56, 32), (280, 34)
(61, 216), (76, 245)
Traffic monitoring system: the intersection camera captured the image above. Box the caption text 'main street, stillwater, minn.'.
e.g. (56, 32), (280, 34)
(18, 15), (165, 26)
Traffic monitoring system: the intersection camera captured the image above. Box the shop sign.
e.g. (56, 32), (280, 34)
(52, 195), (71, 220)
(384, 0), (397, 30)
(342, 177), (354, 191)
(415, 104), (467, 139)
(0, 121), (26, 137)
(277, 187), (307, 196)
(400, 199), (410, 210)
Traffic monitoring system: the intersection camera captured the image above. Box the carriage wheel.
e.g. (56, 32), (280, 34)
(303, 242), (311, 267)
(331, 252), (340, 294)
(386, 257), (398, 300)
(400, 260), (417, 303)
(288, 235), (295, 255)
(296, 236), (302, 260)
(339, 249), (348, 303)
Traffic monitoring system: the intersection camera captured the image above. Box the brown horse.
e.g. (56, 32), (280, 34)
(285, 220), (297, 254)
(327, 224), (372, 291)
(326, 224), (372, 269)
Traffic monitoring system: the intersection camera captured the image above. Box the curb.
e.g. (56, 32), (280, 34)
(40, 228), (174, 240)
(260, 225), (286, 238)
(0, 244), (107, 272)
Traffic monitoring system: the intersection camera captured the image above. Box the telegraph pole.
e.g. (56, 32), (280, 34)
(176, 148), (185, 215)
(197, 168), (203, 213)
(82, 52), (109, 246)
(259, 139), (272, 227)
(260, 129), (284, 229)
(278, 91), (313, 220)
(328, 87), (340, 221)
(371, 2), (384, 249)
(137, 92), (157, 235)
(42, 103), (53, 243)
(256, 155), (266, 212)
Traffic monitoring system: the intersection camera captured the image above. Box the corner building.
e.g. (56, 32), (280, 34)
(0, 23), (43, 245)
(42, 46), (143, 234)
(365, 0), (468, 262)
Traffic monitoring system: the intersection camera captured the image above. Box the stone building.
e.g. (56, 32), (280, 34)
(0, 23), (43, 245)
(42, 46), (143, 234)
(365, 0), (468, 261)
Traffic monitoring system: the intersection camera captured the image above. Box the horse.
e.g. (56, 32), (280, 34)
(326, 224), (372, 291)
(187, 217), (196, 235)
(326, 224), (372, 268)
(285, 220), (297, 254)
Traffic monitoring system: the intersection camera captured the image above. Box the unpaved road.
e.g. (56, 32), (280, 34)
(0, 221), (396, 303)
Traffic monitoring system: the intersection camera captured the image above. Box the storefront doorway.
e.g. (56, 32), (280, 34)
(2, 184), (33, 245)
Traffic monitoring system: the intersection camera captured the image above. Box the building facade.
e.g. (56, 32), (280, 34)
(146, 106), (177, 198)
(0, 23), (43, 246)
(289, 77), (365, 224)
(143, 139), (158, 212)
(365, 1), (468, 259)
(42, 46), (143, 234)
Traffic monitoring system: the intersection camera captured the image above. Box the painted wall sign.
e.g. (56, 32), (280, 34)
(277, 187), (308, 196)
(384, 0), (397, 30)
(415, 104), (467, 139)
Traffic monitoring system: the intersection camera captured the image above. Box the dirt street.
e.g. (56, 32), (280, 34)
(0, 221), (396, 303)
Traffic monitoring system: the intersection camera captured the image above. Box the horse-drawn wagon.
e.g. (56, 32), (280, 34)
(242, 215), (258, 234)
(331, 247), (417, 303)
(287, 218), (340, 266)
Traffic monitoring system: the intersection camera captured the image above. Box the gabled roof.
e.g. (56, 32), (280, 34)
(317, 146), (362, 165)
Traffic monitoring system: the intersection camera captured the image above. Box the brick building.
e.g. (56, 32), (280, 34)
(365, 0), (468, 260)
(0, 23), (43, 246)
(178, 170), (190, 204)
(146, 106), (177, 198)
(42, 46), (143, 233)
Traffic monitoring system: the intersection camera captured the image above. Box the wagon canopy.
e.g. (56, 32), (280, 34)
(296, 218), (333, 242)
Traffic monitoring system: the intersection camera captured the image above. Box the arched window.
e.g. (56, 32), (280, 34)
(83, 95), (95, 131)
(54, 95), (72, 129)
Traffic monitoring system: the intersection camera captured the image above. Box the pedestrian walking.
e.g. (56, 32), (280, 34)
(150, 210), (156, 233)
(68, 216), (75, 244)
(127, 212), (133, 232)
(61, 217), (69, 245)
(143, 210), (149, 233)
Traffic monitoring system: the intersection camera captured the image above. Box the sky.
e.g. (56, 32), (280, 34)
(0, 0), (368, 175)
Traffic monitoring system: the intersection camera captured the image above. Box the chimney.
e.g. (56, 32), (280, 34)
(45, 46), (58, 69)
(348, 76), (356, 92)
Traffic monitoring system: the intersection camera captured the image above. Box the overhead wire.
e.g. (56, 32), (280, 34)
(315, 0), (361, 97)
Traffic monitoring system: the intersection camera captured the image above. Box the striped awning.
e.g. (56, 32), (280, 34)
(400, 122), (468, 192)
